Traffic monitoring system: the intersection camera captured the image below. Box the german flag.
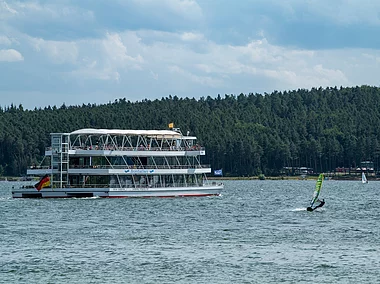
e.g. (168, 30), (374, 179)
(34, 174), (51, 191)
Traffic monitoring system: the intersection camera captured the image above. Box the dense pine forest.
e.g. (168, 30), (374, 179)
(1, 85), (380, 177)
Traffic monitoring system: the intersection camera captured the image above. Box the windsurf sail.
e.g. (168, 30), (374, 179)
(310, 173), (324, 207)
(362, 172), (368, 184)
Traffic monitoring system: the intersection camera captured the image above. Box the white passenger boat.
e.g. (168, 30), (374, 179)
(12, 128), (224, 198)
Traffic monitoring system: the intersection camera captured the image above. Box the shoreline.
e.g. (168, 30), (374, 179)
(209, 175), (377, 181)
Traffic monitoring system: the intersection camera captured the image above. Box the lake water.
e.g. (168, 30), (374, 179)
(0, 180), (379, 283)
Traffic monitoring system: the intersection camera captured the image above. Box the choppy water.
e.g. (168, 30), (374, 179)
(0, 180), (379, 283)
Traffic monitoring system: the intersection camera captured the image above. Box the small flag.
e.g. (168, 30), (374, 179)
(214, 169), (223, 176)
(34, 174), (50, 191)
(168, 122), (174, 129)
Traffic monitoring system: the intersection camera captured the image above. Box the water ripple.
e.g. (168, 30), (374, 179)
(1, 180), (379, 283)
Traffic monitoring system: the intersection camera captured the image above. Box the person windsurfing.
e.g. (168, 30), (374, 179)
(307, 173), (325, 212)
(307, 199), (325, 211)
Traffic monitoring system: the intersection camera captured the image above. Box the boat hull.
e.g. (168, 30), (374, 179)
(12, 185), (223, 198)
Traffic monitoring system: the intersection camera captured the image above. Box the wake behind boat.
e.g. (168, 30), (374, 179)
(12, 127), (224, 198)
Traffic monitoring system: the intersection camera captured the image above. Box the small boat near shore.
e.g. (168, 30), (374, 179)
(362, 172), (368, 184)
(12, 127), (223, 198)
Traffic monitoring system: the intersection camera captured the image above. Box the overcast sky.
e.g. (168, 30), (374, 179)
(1, 0), (380, 109)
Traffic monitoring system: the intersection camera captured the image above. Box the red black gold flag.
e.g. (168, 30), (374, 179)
(34, 174), (51, 191)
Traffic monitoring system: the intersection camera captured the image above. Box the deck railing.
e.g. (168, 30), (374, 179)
(46, 146), (205, 152)
(30, 164), (211, 170)
(70, 164), (211, 169)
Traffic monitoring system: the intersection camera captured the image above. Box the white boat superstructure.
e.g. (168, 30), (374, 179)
(12, 128), (223, 198)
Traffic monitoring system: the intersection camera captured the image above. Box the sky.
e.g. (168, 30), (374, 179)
(1, 0), (380, 110)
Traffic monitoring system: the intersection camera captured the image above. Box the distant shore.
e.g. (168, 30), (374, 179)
(208, 175), (378, 181)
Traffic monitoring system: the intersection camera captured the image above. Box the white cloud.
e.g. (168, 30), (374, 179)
(144, 33), (350, 92)
(195, 63), (213, 73)
(280, 0), (380, 26)
(0, 1), (18, 17)
(3, 1), (94, 21)
(150, 69), (158, 80)
(132, 0), (203, 20)
(4, 28), (365, 99)
(0, 48), (23, 61)
(180, 32), (204, 42)
(103, 33), (144, 69)
(30, 37), (78, 64)
(261, 65), (348, 90)
(1, 0), (380, 109)
(169, 65), (223, 87)
(134, 30), (360, 91)
(362, 52), (380, 63)
(164, 0), (201, 14)
(229, 38), (349, 89)
(70, 65), (121, 82)
(62, 32), (145, 82)
(0, 35), (11, 45)
(313, 64), (346, 80)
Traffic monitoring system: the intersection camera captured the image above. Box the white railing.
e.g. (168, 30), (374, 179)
(29, 164), (210, 170)
(69, 164), (210, 169)
(46, 146), (205, 152)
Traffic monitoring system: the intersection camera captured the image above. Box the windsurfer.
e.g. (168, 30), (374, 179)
(307, 199), (325, 211)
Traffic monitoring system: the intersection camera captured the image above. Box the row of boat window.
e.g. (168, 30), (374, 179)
(56, 174), (207, 188)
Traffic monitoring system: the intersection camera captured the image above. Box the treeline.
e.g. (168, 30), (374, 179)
(1, 85), (380, 177)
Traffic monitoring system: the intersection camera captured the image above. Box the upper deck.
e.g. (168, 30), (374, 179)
(47, 128), (204, 156)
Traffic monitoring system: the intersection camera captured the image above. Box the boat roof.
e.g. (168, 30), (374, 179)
(69, 128), (185, 138)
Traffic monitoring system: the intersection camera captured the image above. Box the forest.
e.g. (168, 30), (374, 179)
(1, 85), (380, 177)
